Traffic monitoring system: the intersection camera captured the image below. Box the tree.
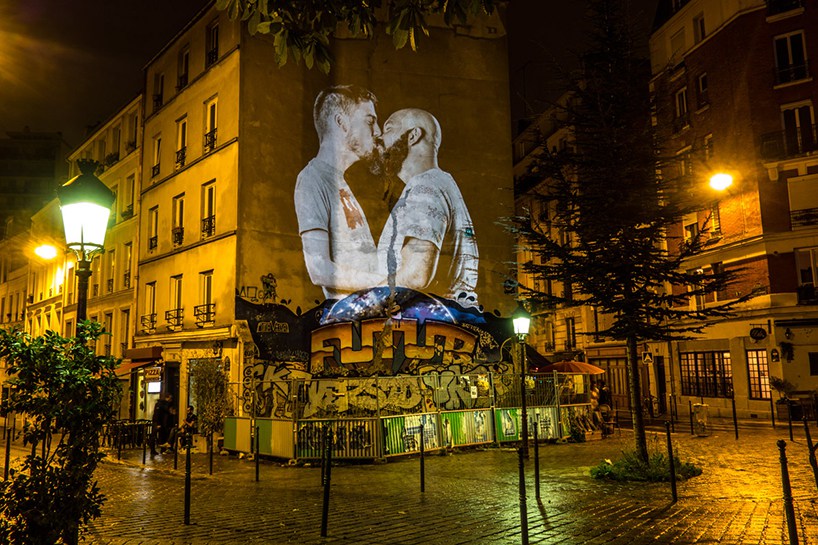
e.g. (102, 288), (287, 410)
(511, 0), (748, 462)
(189, 358), (232, 441)
(0, 322), (121, 545)
(216, 0), (499, 73)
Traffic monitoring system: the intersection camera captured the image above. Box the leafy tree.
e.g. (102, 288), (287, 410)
(216, 0), (498, 73)
(189, 358), (232, 440)
(511, 0), (747, 462)
(0, 322), (121, 545)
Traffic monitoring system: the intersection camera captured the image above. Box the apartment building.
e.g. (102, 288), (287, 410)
(648, 0), (818, 419)
(129, 2), (514, 418)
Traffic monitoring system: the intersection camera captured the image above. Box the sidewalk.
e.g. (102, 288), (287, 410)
(75, 422), (818, 544)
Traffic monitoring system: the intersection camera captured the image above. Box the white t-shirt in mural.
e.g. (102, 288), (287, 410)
(378, 167), (479, 306)
(294, 158), (378, 300)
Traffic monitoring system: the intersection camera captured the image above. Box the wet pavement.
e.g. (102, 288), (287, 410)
(3, 418), (818, 544)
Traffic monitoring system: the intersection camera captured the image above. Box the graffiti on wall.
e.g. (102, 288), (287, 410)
(241, 359), (513, 419)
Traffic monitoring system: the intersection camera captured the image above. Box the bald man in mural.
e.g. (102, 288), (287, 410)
(377, 108), (479, 308)
(294, 85), (385, 300)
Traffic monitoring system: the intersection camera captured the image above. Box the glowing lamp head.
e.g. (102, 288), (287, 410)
(57, 159), (115, 256)
(709, 172), (733, 191)
(34, 244), (58, 260)
(512, 303), (531, 338)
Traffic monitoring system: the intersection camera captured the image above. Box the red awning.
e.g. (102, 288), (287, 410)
(114, 360), (155, 377)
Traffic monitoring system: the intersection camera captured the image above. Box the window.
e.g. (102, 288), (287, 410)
(697, 73), (709, 108)
(122, 174), (135, 219)
(153, 73), (164, 110)
(152, 135), (161, 178)
(123, 242), (132, 288)
(172, 194), (185, 246)
(703, 133), (714, 160)
(112, 125), (121, 158)
(680, 351), (733, 398)
(103, 312), (113, 355)
(747, 350), (771, 399)
(810, 352), (818, 376)
(795, 247), (818, 304)
(709, 203), (721, 236)
(196, 270), (215, 327)
(97, 140), (106, 163)
(202, 181), (216, 237)
(121, 309), (130, 355)
(142, 281), (156, 333)
(148, 206), (159, 251)
(128, 113), (138, 150)
(774, 32), (808, 84)
(693, 13), (705, 44)
(107, 249), (115, 293)
(176, 117), (187, 169)
(674, 88), (689, 132)
(204, 97), (218, 153)
(687, 267), (706, 309)
(565, 317), (576, 350)
(782, 103), (816, 156)
(206, 21), (219, 66)
(167, 275), (184, 329)
(178, 47), (190, 89)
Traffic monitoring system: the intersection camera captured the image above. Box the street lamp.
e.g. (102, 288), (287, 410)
(512, 303), (531, 458)
(57, 159), (115, 328)
(709, 172), (733, 191)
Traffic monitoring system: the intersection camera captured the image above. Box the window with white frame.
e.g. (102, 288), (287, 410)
(176, 117), (187, 169)
(152, 135), (161, 177)
(201, 181), (216, 237)
(170, 275), (183, 311)
(774, 31), (808, 84)
(204, 97), (218, 153)
(172, 193), (185, 246)
(746, 349), (771, 400)
(781, 102), (816, 156)
(693, 13), (705, 44)
(206, 20), (219, 66)
(178, 47), (190, 89)
(680, 351), (733, 398)
(148, 206), (159, 251)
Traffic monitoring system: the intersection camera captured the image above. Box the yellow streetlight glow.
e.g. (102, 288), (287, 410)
(709, 173), (733, 191)
(34, 244), (58, 260)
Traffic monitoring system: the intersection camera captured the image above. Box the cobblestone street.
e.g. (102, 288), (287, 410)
(4, 421), (818, 544)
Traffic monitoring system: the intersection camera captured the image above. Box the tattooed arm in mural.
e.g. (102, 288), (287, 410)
(300, 228), (384, 293)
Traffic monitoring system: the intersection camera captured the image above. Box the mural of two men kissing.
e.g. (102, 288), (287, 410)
(238, 84), (512, 379)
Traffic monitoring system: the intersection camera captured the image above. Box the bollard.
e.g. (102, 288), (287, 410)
(787, 402), (794, 442)
(770, 396), (776, 429)
(665, 421), (677, 503)
(142, 423), (147, 465)
(209, 432), (214, 476)
(689, 400), (694, 435)
(320, 429), (333, 537)
(255, 426), (260, 482)
(518, 447), (529, 545)
(320, 425), (327, 486)
(533, 425), (540, 500)
(803, 418), (818, 491)
(419, 423), (425, 493)
(116, 425), (122, 460)
(777, 440), (800, 545)
(4, 428), (11, 481)
(174, 437), (179, 470)
(184, 434), (192, 525)
(731, 395), (739, 440)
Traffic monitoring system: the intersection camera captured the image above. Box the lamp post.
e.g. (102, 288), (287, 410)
(57, 159), (115, 329)
(513, 303), (531, 458)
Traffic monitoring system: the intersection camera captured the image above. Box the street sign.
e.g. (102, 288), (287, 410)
(642, 352), (653, 364)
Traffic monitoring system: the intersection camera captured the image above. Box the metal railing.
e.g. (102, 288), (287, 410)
(201, 215), (215, 238)
(123, 272), (131, 289)
(767, 0), (803, 16)
(791, 207), (818, 228)
(206, 47), (218, 67)
(774, 60), (809, 85)
(797, 284), (818, 305)
(760, 123), (818, 159)
(148, 236), (158, 250)
(151, 163), (160, 178)
(172, 226), (184, 246)
(165, 308), (183, 329)
(204, 129), (217, 153)
(140, 313), (156, 333)
(194, 303), (215, 327)
(175, 147), (187, 169)
(177, 73), (188, 90)
(107, 278), (114, 293)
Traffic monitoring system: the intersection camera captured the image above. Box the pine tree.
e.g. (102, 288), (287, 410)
(511, 0), (748, 462)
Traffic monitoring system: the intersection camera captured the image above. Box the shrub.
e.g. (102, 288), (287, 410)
(591, 450), (702, 482)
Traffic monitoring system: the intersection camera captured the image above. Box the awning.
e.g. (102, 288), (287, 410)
(114, 360), (155, 377)
(524, 345), (551, 370)
(116, 346), (163, 376)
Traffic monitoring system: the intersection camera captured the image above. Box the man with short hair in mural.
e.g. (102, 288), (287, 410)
(377, 108), (479, 308)
(294, 84), (385, 300)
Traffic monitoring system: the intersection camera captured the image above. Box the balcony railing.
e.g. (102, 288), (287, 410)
(172, 226), (184, 246)
(760, 123), (818, 159)
(767, 0), (804, 16)
(177, 73), (189, 90)
(121, 203), (134, 220)
(206, 48), (218, 67)
(175, 147), (187, 169)
(672, 113), (690, 134)
(107, 278), (114, 293)
(194, 303), (216, 328)
(165, 308), (184, 329)
(140, 313), (156, 333)
(148, 236), (158, 250)
(123, 272), (131, 289)
(774, 60), (809, 85)
(92, 284), (99, 297)
(797, 284), (818, 305)
(791, 207), (818, 228)
(153, 93), (163, 110)
(201, 215), (216, 238)
(204, 129), (217, 153)
(151, 163), (160, 178)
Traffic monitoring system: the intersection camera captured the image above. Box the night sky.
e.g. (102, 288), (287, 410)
(1, 0), (658, 147)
